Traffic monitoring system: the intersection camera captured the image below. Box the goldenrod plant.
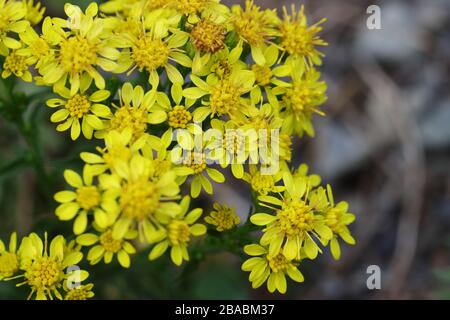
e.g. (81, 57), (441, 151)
(0, 0), (356, 299)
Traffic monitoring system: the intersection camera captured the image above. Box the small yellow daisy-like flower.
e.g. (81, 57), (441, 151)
(172, 125), (225, 198)
(81, 128), (148, 177)
(148, 196), (206, 266)
(39, 3), (120, 92)
(64, 283), (94, 300)
(99, 153), (181, 242)
(46, 76), (111, 140)
(184, 69), (255, 121)
(1, 49), (33, 81)
(151, 83), (195, 138)
(23, 0), (46, 26)
(205, 203), (240, 232)
(209, 118), (247, 179)
(0, 0), (29, 56)
(250, 170), (333, 261)
(76, 226), (137, 268)
(280, 5), (328, 71)
(97, 82), (167, 142)
(115, 23), (192, 87)
(249, 44), (291, 108)
(230, 0), (279, 65)
(0, 232), (20, 280)
(314, 185), (356, 260)
(241, 243), (304, 294)
(281, 69), (327, 137)
(17, 18), (57, 70)
(190, 19), (227, 54)
(243, 164), (284, 196)
(17, 232), (85, 300)
(55, 165), (111, 235)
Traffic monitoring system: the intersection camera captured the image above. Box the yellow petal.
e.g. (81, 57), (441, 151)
(117, 250), (130, 268)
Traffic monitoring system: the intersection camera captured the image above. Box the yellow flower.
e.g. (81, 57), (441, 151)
(99, 153), (181, 242)
(81, 128), (148, 176)
(241, 243), (304, 294)
(152, 83), (195, 138)
(17, 232), (85, 300)
(190, 19), (227, 54)
(0, 232), (20, 280)
(0, 0), (29, 56)
(17, 18), (57, 70)
(315, 185), (356, 260)
(249, 44), (291, 108)
(172, 0), (225, 24)
(205, 203), (240, 232)
(184, 69), (255, 121)
(115, 22), (191, 87)
(191, 41), (245, 77)
(172, 125), (225, 198)
(281, 69), (327, 137)
(230, 0), (279, 65)
(250, 170), (333, 261)
(76, 226), (137, 268)
(64, 283), (94, 300)
(46, 76), (111, 140)
(148, 195), (206, 266)
(209, 118), (247, 179)
(1, 49), (33, 81)
(280, 5), (327, 71)
(39, 3), (120, 92)
(23, 0), (45, 26)
(243, 164), (284, 196)
(55, 165), (112, 234)
(97, 82), (167, 142)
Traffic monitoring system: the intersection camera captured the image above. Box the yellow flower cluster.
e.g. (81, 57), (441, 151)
(0, 232), (93, 300)
(0, 0), (356, 296)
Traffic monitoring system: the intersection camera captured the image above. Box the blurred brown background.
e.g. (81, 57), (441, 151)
(1, 0), (449, 299)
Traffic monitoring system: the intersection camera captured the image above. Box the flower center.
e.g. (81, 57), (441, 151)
(211, 60), (232, 78)
(120, 178), (159, 220)
(76, 186), (101, 210)
(284, 83), (325, 116)
(325, 208), (344, 233)
(145, 0), (166, 10)
(168, 106), (192, 129)
(110, 106), (148, 140)
(25, 257), (61, 289)
(251, 173), (274, 196)
(0, 252), (19, 278)
(132, 36), (170, 72)
(65, 94), (91, 118)
(183, 152), (206, 174)
(4, 52), (29, 76)
(210, 208), (239, 231)
(173, 0), (207, 15)
(252, 64), (272, 86)
(65, 285), (93, 300)
(277, 200), (314, 236)
(267, 252), (294, 273)
(168, 220), (191, 246)
(99, 230), (123, 253)
(210, 79), (241, 117)
(191, 19), (226, 54)
(59, 36), (97, 73)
